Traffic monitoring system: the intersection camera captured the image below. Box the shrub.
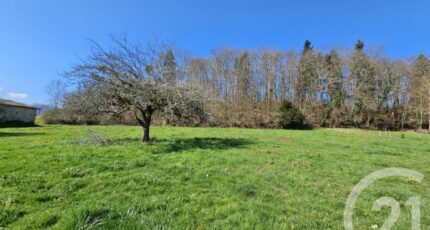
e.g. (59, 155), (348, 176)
(278, 100), (305, 129)
(72, 129), (110, 146)
(39, 109), (64, 124)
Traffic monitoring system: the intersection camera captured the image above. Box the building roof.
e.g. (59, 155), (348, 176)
(0, 99), (37, 109)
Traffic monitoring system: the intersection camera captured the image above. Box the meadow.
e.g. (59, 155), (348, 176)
(0, 125), (429, 229)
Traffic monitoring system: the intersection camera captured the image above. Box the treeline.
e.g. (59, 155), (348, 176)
(179, 40), (429, 130)
(51, 40), (430, 131)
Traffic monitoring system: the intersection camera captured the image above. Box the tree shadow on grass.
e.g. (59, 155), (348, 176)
(107, 136), (254, 154)
(0, 122), (39, 128)
(156, 137), (254, 154)
(281, 123), (314, 130)
(0, 132), (45, 137)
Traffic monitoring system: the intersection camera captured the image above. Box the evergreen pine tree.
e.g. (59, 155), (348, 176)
(411, 54), (430, 130)
(295, 40), (317, 111)
(163, 49), (177, 84)
(235, 52), (251, 100)
(350, 40), (376, 126)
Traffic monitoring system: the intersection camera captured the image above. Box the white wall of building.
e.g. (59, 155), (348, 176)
(0, 105), (37, 123)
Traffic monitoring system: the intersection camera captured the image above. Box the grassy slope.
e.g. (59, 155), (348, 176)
(0, 126), (429, 229)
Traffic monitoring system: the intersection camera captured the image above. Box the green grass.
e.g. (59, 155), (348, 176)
(0, 125), (430, 229)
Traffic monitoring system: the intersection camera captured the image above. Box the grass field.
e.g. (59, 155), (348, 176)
(0, 125), (429, 229)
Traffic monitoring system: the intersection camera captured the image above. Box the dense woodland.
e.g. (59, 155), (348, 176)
(49, 40), (430, 131)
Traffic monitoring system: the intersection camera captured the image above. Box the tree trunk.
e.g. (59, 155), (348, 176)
(400, 108), (406, 131)
(135, 109), (152, 144)
(142, 125), (150, 143)
(142, 118), (151, 143)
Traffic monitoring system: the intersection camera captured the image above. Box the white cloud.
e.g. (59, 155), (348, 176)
(7, 92), (28, 99)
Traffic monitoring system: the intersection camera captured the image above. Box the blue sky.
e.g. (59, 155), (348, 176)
(0, 0), (429, 105)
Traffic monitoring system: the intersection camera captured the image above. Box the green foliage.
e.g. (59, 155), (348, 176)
(162, 49), (177, 83)
(350, 41), (377, 125)
(296, 40), (317, 106)
(325, 50), (343, 100)
(323, 90), (346, 122)
(39, 109), (64, 125)
(355, 40), (364, 50)
(303, 40), (312, 53)
(278, 100), (305, 129)
(235, 52), (251, 99)
(34, 116), (43, 126)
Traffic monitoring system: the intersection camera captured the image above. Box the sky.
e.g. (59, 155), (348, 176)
(0, 0), (429, 105)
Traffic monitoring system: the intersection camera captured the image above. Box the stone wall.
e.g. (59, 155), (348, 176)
(0, 105), (37, 123)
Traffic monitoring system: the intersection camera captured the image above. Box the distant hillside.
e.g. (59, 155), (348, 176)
(31, 103), (52, 115)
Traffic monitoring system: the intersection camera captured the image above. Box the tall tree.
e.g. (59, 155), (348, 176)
(325, 50), (343, 102)
(233, 51), (252, 126)
(349, 40), (376, 126)
(411, 54), (430, 130)
(67, 37), (203, 142)
(235, 52), (251, 100)
(323, 50), (345, 126)
(46, 79), (68, 109)
(295, 40), (317, 111)
(163, 49), (177, 84)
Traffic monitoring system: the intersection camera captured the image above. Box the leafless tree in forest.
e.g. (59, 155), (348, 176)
(46, 79), (68, 108)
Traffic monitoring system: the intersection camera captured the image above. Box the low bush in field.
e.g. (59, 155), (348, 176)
(278, 100), (306, 129)
(39, 109), (65, 125)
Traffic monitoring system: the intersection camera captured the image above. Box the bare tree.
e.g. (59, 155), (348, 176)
(67, 36), (204, 142)
(46, 79), (68, 108)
